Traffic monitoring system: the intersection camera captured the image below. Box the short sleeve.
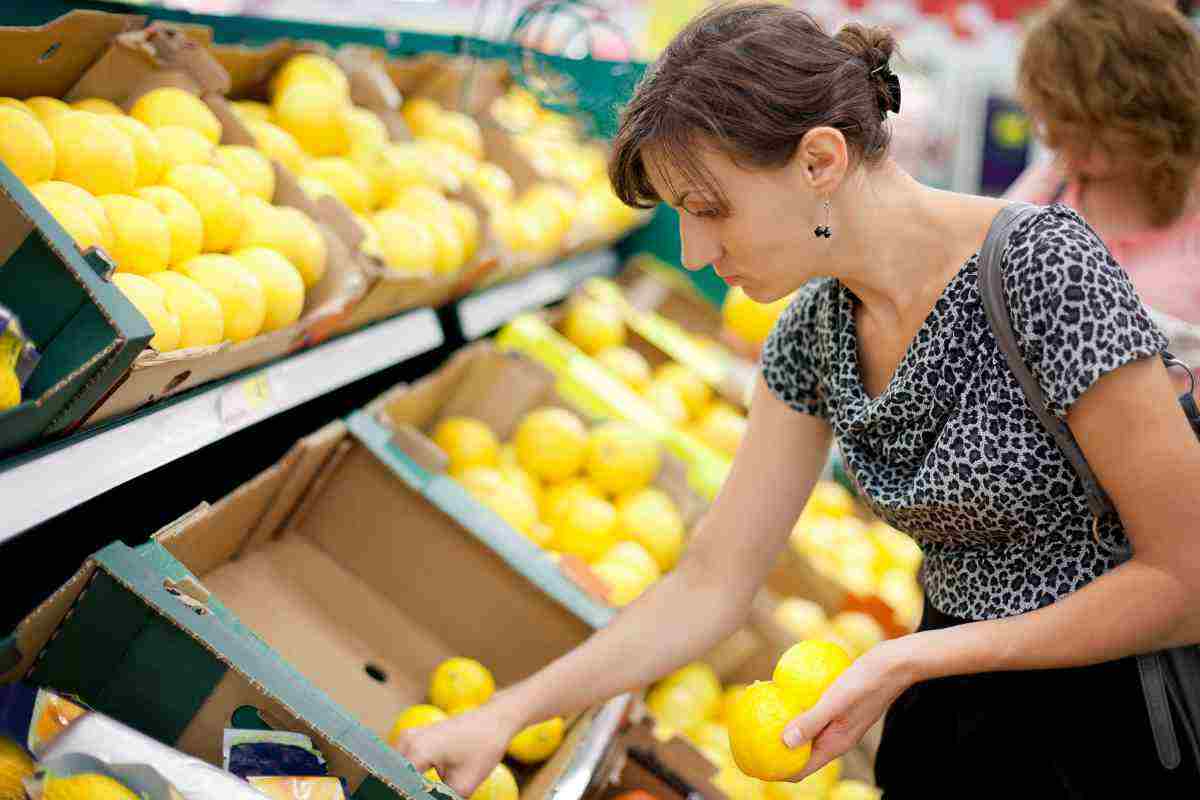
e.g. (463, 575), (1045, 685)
(1003, 205), (1169, 419)
(760, 280), (829, 419)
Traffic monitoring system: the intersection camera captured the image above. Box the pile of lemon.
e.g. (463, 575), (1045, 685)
(432, 406), (685, 607)
(789, 483), (924, 632)
(491, 87), (641, 243)
(228, 53), (483, 278)
(0, 89), (327, 353)
(645, 653), (880, 800)
(562, 296), (748, 459)
(388, 657), (565, 800)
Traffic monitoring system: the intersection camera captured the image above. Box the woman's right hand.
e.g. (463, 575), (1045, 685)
(391, 697), (525, 798)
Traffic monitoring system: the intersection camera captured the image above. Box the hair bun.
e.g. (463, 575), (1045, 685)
(835, 23), (900, 117)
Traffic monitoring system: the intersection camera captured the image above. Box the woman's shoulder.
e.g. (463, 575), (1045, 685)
(1003, 203), (1119, 287)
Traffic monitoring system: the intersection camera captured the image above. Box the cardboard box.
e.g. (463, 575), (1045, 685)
(2, 418), (615, 800)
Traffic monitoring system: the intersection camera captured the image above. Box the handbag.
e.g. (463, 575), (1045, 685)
(977, 202), (1200, 771)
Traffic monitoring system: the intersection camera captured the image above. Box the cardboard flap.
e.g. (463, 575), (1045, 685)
(384, 53), (446, 97)
(210, 39), (298, 100)
(434, 350), (556, 440)
(390, 424), (449, 474)
(414, 57), (510, 118)
(0, 9), (146, 100)
(335, 48), (412, 143)
(3, 559), (98, 684)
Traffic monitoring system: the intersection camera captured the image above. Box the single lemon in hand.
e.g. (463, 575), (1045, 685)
(429, 657), (495, 715)
(727, 681), (810, 781)
(470, 763), (518, 800)
(514, 407), (588, 482)
(135, 185), (204, 267)
(146, 271), (224, 348)
(131, 87), (222, 144)
(773, 640), (852, 712)
(99, 194), (171, 275)
(231, 247), (305, 333)
(719, 684), (748, 724)
(0, 106), (55, 186)
(387, 704), (448, 746)
(177, 253), (266, 343)
(507, 717), (565, 764)
(112, 273), (181, 352)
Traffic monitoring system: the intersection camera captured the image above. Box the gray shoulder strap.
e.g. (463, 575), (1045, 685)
(976, 203), (1117, 520)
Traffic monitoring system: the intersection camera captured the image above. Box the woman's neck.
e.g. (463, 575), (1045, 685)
(1075, 175), (1160, 236)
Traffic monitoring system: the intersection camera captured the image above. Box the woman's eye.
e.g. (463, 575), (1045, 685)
(688, 207), (720, 219)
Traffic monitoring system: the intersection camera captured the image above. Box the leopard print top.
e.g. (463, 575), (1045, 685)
(761, 205), (1169, 619)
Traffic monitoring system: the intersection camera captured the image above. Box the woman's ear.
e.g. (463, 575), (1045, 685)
(793, 127), (849, 194)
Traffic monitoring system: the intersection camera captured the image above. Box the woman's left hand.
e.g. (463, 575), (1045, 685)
(780, 636), (924, 782)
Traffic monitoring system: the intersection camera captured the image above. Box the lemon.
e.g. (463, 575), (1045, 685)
(231, 100), (273, 123)
(446, 200), (481, 262)
(829, 781), (881, 800)
(722, 287), (793, 346)
(43, 773), (140, 800)
(414, 138), (477, 189)
(303, 157), (370, 212)
(271, 53), (350, 100)
(135, 185), (204, 267)
(522, 183), (577, 236)
(829, 612), (885, 658)
(100, 194), (171, 275)
(433, 416), (500, 472)
(468, 162), (515, 208)
(594, 559), (655, 606)
(542, 477), (602, 528)
(112, 273), (181, 352)
(298, 176), (335, 201)
(70, 97), (123, 116)
(344, 106), (389, 159)
(646, 681), (709, 735)
(131, 87), (221, 144)
(46, 112), (135, 195)
(354, 213), (384, 259)
(644, 380), (688, 426)
(596, 347), (652, 393)
(213, 145), (276, 202)
(177, 253), (266, 342)
(361, 142), (439, 208)
(454, 466), (540, 538)
(765, 758), (842, 800)
(237, 198), (327, 288)
(805, 483), (856, 519)
(727, 681), (810, 781)
(426, 110), (484, 159)
(492, 205), (558, 257)
(600, 540), (662, 583)
(563, 299), (625, 355)
(0, 735), (34, 800)
(31, 182), (105, 252)
(470, 763), (518, 800)
(372, 210), (437, 273)
(165, 164), (245, 253)
(687, 721), (733, 767)
(107, 116), (166, 187)
(498, 462), (542, 517)
(0, 106), (55, 186)
(553, 494), (618, 562)
(507, 717), (565, 764)
(719, 684), (748, 724)
(423, 217), (466, 274)
(274, 82), (349, 157)
(232, 247), (305, 333)
(515, 407), (588, 482)
(146, 271), (224, 348)
(386, 184), (452, 219)
(246, 119), (308, 175)
(401, 97), (443, 136)
(25, 96), (70, 122)
(714, 767), (768, 800)
(586, 421), (661, 495)
(0, 97), (31, 115)
(0, 369), (21, 412)
(388, 704), (448, 746)
(773, 641), (852, 712)
(430, 657), (495, 714)
(773, 598), (829, 643)
(694, 403), (747, 457)
(653, 363), (711, 420)
(154, 125), (214, 171)
(869, 523), (922, 575)
(660, 663), (722, 721)
(615, 487), (684, 571)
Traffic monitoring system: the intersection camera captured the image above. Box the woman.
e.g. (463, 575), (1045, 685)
(1007, 0), (1200, 370)
(396, 4), (1200, 796)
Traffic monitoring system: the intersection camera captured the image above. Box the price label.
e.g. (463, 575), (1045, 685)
(219, 373), (277, 430)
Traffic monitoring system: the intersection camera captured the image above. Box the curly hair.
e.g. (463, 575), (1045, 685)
(1018, 0), (1200, 226)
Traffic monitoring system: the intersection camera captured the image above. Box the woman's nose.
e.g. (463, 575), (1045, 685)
(678, 214), (722, 272)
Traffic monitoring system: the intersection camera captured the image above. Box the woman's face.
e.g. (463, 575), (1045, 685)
(645, 143), (826, 303)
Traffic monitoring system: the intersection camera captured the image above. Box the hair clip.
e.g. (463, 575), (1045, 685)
(871, 63), (902, 118)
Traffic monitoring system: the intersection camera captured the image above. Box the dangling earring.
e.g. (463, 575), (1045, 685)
(813, 200), (832, 239)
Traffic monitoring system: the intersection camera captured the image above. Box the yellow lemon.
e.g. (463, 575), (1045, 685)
(773, 598), (829, 643)
(165, 164), (245, 253)
(454, 466), (540, 538)
(112, 273), (181, 352)
(99, 194), (171, 275)
(654, 363), (711, 421)
(468, 162), (515, 209)
(107, 116), (166, 187)
(644, 379), (688, 426)
(274, 81), (349, 157)
(714, 767), (768, 800)
(246, 119), (308, 175)
(586, 421), (661, 496)
(722, 287), (793, 347)
(553, 493), (618, 562)
(213, 145), (276, 202)
(231, 100), (273, 123)
(507, 717), (565, 764)
(596, 346), (652, 393)
(773, 641), (852, 712)
(298, 175), (335, 201)
(660, 662), (722, 721)
(270, 53), (350, 100)
(46, 111), (136, 195)
(719, 684), (748, 724)
(805, 482), (856, 519)
(361, 142), (440, 208)
(387, 184), (452, 219)
(354, 212), (384, 259)
(131, 87), (221, 144)
(0, 106), (55, 186)
(687, 720), (733, 767)
(237, 198), (327, 288)
(0, 97), (31, 115)
(446, 200), (481, 262)
(154, 124), (214, 171)
(0, 370), (19, 412)
(423, 216), (466, 274)
(42, 773), (140, 800)
(829, 612), (885, 658)
(414, 138), (476, 190)
(146, 271), (224, 348)
(401, 97), (443, 136)
(498, 462), (542, 516)
(765, 758), (842, 800)
(869, 522), (922, 575)
(426, 110), (484, 159)
(303, 157), (370, 212)
(514, 406), (588, 482)
(372, 209), (437, 273)
(646, 681), (709, 736)
(727, 681), (810, 781)
(344, 106), (389, 158)
(599, 540), (661, 584)
(829, 781), (881, 800)
(388, 704), (448, 746)
(430, 657), (495, 714)
(542, 477), (602, 528)
(177, 253), (266, 342)
(31, 183), (105, 252)
(563, 298), (625, 355)
(433, 416), (500, 472)
(590, 560), (652, 607)
(135, 185), (204, 267)
(615, 487), (684, 571)
(470, 764), (518, 800)
(232, 247), (305, 333)
(70, 97), (123, 116)
(25, 96), (71, 123)
(0, 734), (34, 800)
(694, 403), (747, 457)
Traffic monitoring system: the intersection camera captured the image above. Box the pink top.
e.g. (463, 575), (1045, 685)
(1006, 159), (1200, 325)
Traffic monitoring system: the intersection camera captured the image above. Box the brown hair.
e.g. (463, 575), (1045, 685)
(609, 2), (899, 211)
(1018, 0), (1200, 226)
